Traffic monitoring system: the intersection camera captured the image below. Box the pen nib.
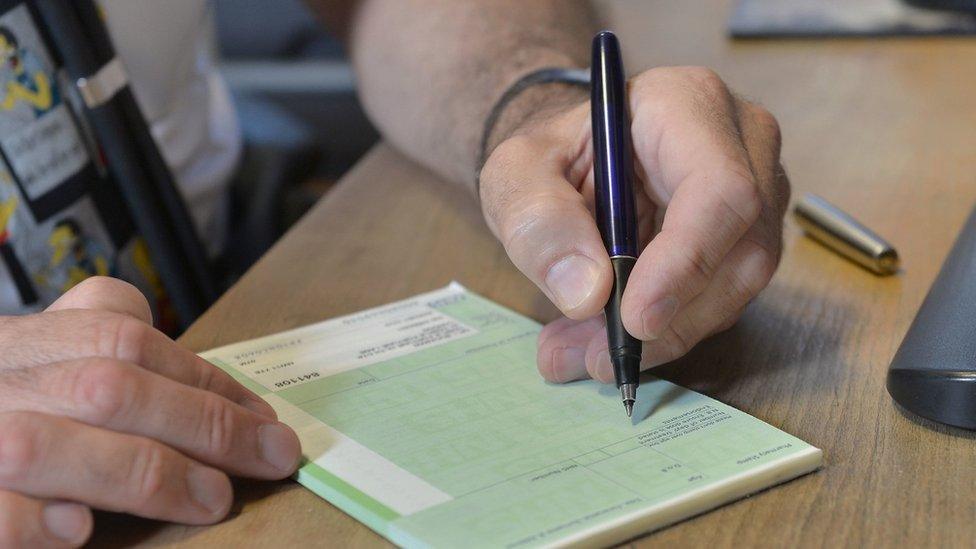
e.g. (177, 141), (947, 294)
(620, 383), (637, 419)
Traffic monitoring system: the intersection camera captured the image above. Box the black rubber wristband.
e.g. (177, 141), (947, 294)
(475, 67), (590, 195)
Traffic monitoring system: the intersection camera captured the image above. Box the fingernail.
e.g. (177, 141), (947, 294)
(43, 502), (91, 545)
(550, 347), (586, 383)
(259, 423), (301, 473)
(593, 352), (614, 384)
(242, 397), (277, 420)
(545, 254), (602, 312)
(641, 295), (679, 339)
(187, 464), (231, 515)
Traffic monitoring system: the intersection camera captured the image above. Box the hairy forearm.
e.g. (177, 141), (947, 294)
(347, 0), (597, 189)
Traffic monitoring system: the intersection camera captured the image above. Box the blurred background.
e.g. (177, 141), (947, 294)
(213, 0), (377, 276)
(211, 0), (976, 280)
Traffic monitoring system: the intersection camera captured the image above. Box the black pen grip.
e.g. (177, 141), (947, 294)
(606, 256), (641, 387)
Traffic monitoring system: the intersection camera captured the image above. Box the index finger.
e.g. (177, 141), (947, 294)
(620, 67), (762, 340)
(5, 358), (300, 479)
(0, 310), (276, 420)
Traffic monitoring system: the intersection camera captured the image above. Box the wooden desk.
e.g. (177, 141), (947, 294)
(98, 1), (976, 546)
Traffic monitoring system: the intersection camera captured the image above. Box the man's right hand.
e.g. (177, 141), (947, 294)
(0, 277), (302, 548)
(479, 67), (789, 384)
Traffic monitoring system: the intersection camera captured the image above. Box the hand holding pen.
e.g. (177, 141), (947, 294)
(478, 33), (790, 389)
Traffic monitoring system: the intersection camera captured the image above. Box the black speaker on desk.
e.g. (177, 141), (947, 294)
(887, 205), (976, 430)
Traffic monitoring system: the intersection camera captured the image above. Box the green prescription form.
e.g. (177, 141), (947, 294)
(202, 283), (822, 548)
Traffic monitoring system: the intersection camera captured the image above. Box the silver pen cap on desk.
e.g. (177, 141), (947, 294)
(793, 193), (899, 275)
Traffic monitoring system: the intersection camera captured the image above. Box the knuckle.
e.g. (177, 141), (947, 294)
(69, 275), (133, 298)
(631, 67), (687, 107)
(754, 247), (778, 287)
(677, 242), (718, 284)
(683, 66), (727, 93)
(634, 66), (726, 95)
(629, 68), (660, 96)
(750, 104), (782, 145)
(486, 133), (533, 168)
(498, 195), (585, 279)
(632, 66), (737, 143)
(0, 412), (38, 483)
(660, 326), (692, 361)
(96, 314), (151, 363)
(498, 193), (554, 250)
(129, 441), (167, 507)
(738, 242), (778, 296)
(713, 311), (742, 336)
(773, 163), (792, 212)
(198, 395), (236, 459)
(73, 360), (135, 425)
(720, 173), (762, 229)
(194, 362), (218, 393)
(674, 66), (732, 109)
(67, 277), (153, 322)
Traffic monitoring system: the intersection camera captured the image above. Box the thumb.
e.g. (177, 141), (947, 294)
(481, 134), (612, 319)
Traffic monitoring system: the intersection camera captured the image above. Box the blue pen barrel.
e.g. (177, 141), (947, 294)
(591, 31), (642, 405)
(591, 31), (638, 258)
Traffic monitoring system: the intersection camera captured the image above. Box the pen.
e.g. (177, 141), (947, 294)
(591, 31), (642, 418)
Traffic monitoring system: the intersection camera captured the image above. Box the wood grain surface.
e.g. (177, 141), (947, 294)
(94, 1), (976, 547)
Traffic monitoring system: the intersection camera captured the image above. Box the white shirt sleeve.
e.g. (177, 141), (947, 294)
(98, 0), (241, 256)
